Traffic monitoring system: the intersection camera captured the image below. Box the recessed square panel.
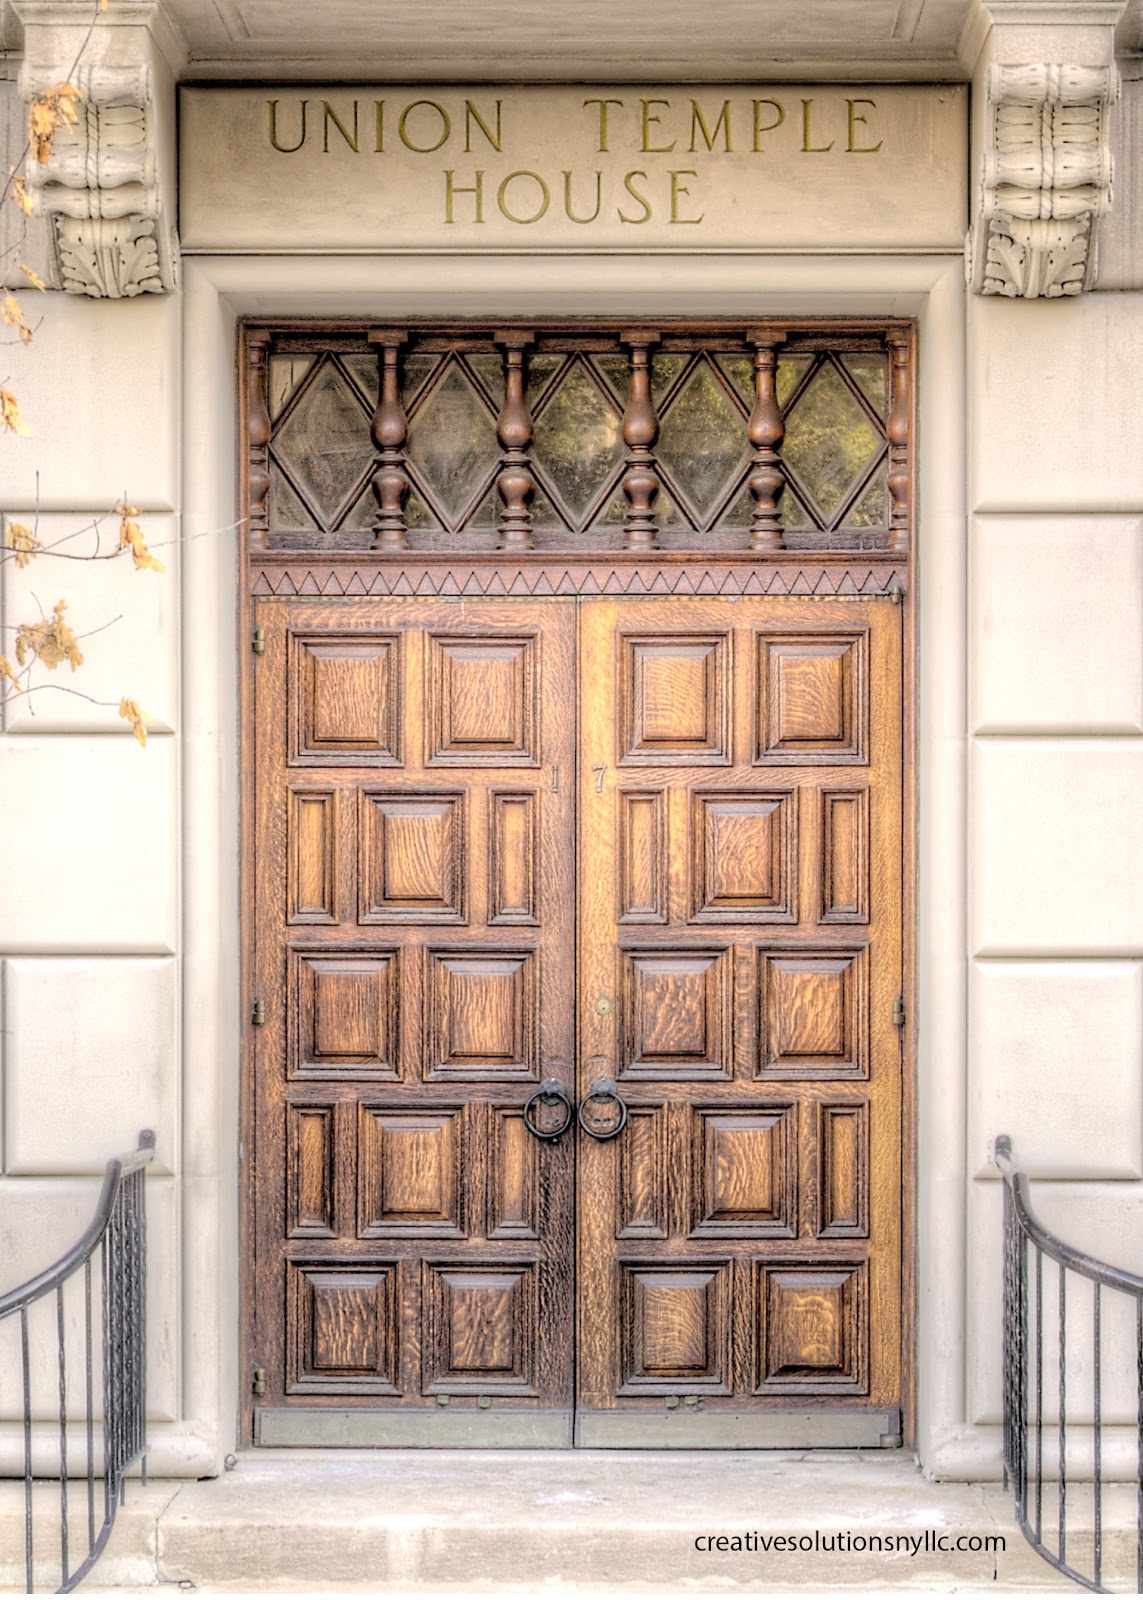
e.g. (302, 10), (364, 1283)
(621, 1264), (731, 1393)
(620, 634), (730, 764)
(820, 789), (870, 924)
(290, 632), (402, 766)
(621, 949), (730, 1079)
(756, 1262), (867, 1395)
(691, 1106), (797, 1237)
(691, 791), (797, 922)
(291, 948), (399, 1079)
(756, 632), (866, 764)
(758, 948), (867, 1079)
(359, 791), (465, 923)
(288, 1263), (399, 1394)
(358, 1108), (463, 1236)
(427, 950), (535, 1079)
(423, 1264), (537, 1394)
(426, 634), (538, 764)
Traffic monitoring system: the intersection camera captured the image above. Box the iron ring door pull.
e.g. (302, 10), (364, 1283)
(578, 1077), (629, 1141)
(522, 1077), (575, 1142)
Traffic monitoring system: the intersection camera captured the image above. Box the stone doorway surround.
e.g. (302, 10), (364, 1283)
(171, 250), (966, 1478)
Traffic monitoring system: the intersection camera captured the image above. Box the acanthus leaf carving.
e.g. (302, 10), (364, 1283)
(971, 62), (1119, 299)
(19, 43), (176, 298)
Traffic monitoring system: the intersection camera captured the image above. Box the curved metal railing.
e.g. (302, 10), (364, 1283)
(995, 1133), (1143, 1593)
(0, 1131), (155, 1593)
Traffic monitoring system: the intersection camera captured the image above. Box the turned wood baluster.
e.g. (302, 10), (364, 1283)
(620, 331), (661, 550)
(746, 324), (787, 552)
(886, 330), (911, 556)
(246, 331), (272, 548)
(368, 330), (410, 551)
(495, 332), (536, 552)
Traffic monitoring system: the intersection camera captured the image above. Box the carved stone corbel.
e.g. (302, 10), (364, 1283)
(16, 13), (178, 298)
(971, 62), (1119, 298)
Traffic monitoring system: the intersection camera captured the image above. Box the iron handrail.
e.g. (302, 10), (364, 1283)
(995, 1135), (1143, 1298)
(995, 1132), (1143, 1594)
(0, 1130), (155, 1593)
(0, 1138), (155, 1319)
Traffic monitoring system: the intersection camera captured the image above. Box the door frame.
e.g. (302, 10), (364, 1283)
(202, 275), (941, 1465)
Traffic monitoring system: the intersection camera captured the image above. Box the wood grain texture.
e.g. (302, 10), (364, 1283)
(250, 590), (903, 1435)
(577, 596), (902, 1422)
(251, 598), (575, 1418)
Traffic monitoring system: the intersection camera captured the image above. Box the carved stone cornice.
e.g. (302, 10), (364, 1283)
(971, 61), (1119, 297)
(15, 6), (177, 297)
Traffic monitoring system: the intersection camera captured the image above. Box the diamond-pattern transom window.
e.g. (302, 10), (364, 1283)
(256, 328), (899, 552)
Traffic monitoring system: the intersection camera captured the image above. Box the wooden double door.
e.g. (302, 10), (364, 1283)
(248, 593), (904, 1447)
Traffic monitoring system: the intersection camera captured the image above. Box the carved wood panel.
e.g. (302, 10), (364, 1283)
(252, 598), (576, 1418)
(251, 591), (903, 1436)
(577, 596), (902, 1422)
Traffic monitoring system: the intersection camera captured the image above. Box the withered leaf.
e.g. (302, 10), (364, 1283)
(116, 501), (165, 572)
(118, 697), (148, 747)
(5, 521), (41, 568)
(0, 387), (29, 435)
(1, 291), (33, 345)
(19, 265), (47, 293)
(0, 654), (22, 693)
(8, 170), (34, 219)
(15, 599), (84, 672)
(29, 83), (83, 165)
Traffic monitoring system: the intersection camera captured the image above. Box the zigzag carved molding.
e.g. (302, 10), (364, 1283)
(249, 562), (907, 600)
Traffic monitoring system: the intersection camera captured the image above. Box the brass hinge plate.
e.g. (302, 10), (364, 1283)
(892, 995), (906, 1027)
(252, 998), (266, 1026)
(252, 1367), (266, 1397)
(252, 628), (265, 655)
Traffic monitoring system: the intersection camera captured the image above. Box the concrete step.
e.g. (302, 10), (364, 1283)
(1, 1450), (1119, 1592)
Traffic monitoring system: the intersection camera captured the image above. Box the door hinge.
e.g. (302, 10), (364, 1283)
(889, 581), (904, 606)
(252, 628), (266, 655)
(892, 995), (906, 1028)
(252, 1367), (266, 1397)
(252, 998), (266, 1026)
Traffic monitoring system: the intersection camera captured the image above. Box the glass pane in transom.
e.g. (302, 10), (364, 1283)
(778, 487), (812, 529)
(847, 470), (888, 528)
(343, 354), (379, 407)
(272, 358), (372, 526)
(341, 485), (377, 532)
(592, 355), (630, 407)
(532, 359), (624, 525)
(716, 354), (755, 408)
(527, 352), (566, 407)
(467, 482), (502, 528)
(268, 355), (314, 421)
(776, 353), (813, 411)
(402, 353), (441, 408)
(268, 460), (318, 530)
(714, 480), (754, 529)
(406, 359), (499, 526)
(657, 359), (749, 525)
(841, 352), (889, 420)
(650, 353), (688, 405)
(465, 352), (506, 408)
(405, 486), (442, 530)
(782, 360), (883, 524)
